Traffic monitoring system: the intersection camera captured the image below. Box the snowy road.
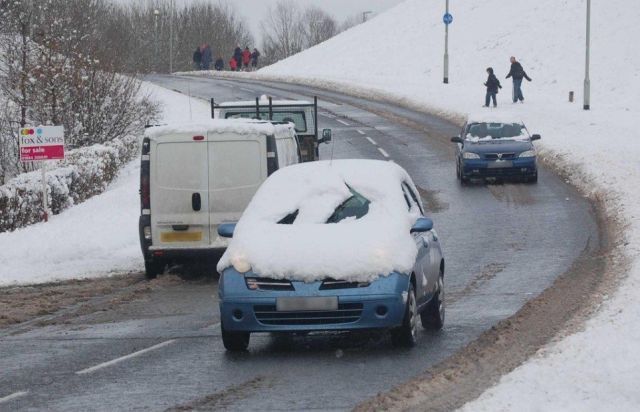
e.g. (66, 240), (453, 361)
(0, 76), (599, 411)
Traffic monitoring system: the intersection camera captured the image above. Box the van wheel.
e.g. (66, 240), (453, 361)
(144, 260), (164, 280)
(221, 323), (250, 351)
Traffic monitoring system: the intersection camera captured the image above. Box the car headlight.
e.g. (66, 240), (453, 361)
(518, 150), (536, 158)
(462, 152), (480, 159)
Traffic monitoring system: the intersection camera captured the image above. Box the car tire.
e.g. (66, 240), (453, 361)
(391, 283), (419, 347)
(221, 322), (250, 352)
(420, 273), (445, 330)
(144, 260), (164, 280)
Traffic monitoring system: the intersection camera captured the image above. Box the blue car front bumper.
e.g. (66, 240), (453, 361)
(219, 270), (411, 333)
(462, 157), (537, 178)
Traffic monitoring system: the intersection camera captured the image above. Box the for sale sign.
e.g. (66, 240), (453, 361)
(19, 126), (65, 162)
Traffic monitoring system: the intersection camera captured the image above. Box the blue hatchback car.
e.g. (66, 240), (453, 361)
(451, 117), (541, 183)
(215, 160), (445, 351)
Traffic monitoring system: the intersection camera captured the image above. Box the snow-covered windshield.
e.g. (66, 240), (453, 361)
(466, 122), (526, 141)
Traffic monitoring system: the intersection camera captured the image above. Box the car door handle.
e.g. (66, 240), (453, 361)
(192, 193), (201, 211)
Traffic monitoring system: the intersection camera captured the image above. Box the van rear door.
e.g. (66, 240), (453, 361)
(151, 134), (210, 249)
(208, 132), (268, 245)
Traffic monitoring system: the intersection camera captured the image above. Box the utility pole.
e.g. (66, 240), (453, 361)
(362, 11), (372, 23)
(169, 0), (174, 73)
(154, 9), (160, 72)
(583, 0), (591, 110)
(443, 0), (450, 84)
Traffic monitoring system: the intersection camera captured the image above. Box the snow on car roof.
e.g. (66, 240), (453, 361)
(219, 99), (313, 107)
(144, 119), (291, 139)
(217, 159), (424, 283)
(466, 112), (525, 125)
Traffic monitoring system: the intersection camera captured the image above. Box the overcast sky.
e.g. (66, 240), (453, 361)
(230, 0), (404, 42)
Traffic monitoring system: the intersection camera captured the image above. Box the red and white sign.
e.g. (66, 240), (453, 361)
(19, 126), (65, 162)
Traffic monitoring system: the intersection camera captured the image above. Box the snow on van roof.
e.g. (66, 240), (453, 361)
(144, 119), (292, 139)
(217, 159), (424, 283)
(466, 112), (525, 125)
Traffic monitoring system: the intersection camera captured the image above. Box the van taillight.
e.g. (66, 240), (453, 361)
(193, 135), (205, 141)
(141, 174), (150, 209)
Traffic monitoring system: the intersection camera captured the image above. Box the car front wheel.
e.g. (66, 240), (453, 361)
(391, 283), (419, 347)
(221, 322), (250, 352)
(421, 273), (445, 330)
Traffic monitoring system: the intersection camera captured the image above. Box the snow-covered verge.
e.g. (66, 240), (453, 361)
(0, 84), (211, 286)
(218, 160), (422, 282)
(0, 134), (138, 232)
(189, 0), (639, 408)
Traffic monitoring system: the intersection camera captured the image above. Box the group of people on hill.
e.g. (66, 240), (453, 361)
(192, 44), (260, 72)
(483, 56), (532, 108)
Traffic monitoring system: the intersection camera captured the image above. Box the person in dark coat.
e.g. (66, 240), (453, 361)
(214, 56), (224, 71)
(233, 46), (243, 71)
(484, 67), (502, 107)
(192, 47), (202, 70)
(506, 56), (532, 103)
(201, 44), (212, 70)
(251, 48), (260, 70)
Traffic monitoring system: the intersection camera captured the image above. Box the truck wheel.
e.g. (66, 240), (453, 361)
(391, 283), (418, 347)
(421, 273), (445, 330)
(144, 260), (164, 280)
(221, 322), (250, 351)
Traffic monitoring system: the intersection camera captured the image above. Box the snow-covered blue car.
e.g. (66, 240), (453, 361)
(451, 115), (541, 183)
(216, 160), (445, 351)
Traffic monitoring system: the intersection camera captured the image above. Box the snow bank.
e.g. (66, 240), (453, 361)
(207, 0), (639, 408)
(218, 160), (422, 282)
(0, 83), (211, 286)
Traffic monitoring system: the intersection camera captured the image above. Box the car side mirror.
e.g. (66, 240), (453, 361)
(217, 222), (237, 238)
(410, 217), (433, 233)
(451, 136), (463, 144)
(319, 128), (332, 144)
(531, 134), (541, 141)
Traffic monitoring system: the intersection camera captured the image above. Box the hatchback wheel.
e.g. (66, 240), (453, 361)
(391, 283), (418, 347)
(221, 322), (250, 352)
(421, 273), (445, 330)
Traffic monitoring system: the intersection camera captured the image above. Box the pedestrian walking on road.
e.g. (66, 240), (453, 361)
(506, 56), (532, 103)
(251, 48), (260, 70)
(483, 67), (502, 107)
(214, 56), (224, 71)
(201, 44), (212, 70)
(192, 46), (202, 71)
(233, 46), (243, 71)
(242, 47), (251, 70)
(229, 56), (238, 71)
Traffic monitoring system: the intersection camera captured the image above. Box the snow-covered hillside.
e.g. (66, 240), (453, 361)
(250, 0), (640, 409)
(0, 85), (211, 286)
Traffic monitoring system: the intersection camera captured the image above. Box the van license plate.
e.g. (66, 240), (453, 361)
(161, 232), (203, 242)
(276, 297), (338, 312)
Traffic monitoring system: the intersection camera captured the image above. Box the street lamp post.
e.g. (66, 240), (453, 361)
(169, 0), (174, 73)
(362, 11), (372, 23)
(153, 9), (159, 72)
(443, 0), (450, 84)
(583, 0), (591, 110)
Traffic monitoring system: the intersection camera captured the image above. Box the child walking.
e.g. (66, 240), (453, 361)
(484, 67), (502, 107)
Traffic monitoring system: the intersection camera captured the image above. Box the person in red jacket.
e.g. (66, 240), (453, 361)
(242, 47), (251, 70)
(229, 57), (238, 71)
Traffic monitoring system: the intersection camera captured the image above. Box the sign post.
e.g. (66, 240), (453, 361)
(443, 2), (453, 84)
(19, 126), (65, 222)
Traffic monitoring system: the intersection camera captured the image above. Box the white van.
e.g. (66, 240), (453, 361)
(139, 119), (300, 279)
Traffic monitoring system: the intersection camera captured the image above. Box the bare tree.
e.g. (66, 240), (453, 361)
(299, 6), (338, 48)
(260, 1), (305, 65)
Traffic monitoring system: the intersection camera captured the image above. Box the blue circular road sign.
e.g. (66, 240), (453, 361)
(443, 13), (453, 25)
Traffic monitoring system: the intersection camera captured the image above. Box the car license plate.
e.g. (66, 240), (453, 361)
(488, 160), (513, 168)
(276, 297), (338, 312)
(160, 231), (203, 242)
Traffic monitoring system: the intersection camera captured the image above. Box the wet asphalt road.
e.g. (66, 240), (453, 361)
(0, 75), (599, 411)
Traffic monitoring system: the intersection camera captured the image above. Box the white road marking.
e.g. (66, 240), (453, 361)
(356, 129), (365, 135)
(378, 148), (390, 158)
(366, 136), (378, 146)
(76, 340), (176, 375)
(239, 88), (254, 93)
(336, 119), (350, 126)
(0, 391), (28, 404)
(319, 112), (335, 118)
